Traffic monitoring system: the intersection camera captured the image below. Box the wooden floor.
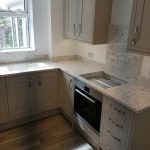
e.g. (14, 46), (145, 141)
(0, 115), (94, 150)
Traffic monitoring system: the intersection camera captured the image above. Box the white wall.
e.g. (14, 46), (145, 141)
(75, 42), (107, 64)
(111, 0), (133, 25)
(32, 0), (51, 55)
(50, 0), (76, 58)
(141, 56), (150, 78)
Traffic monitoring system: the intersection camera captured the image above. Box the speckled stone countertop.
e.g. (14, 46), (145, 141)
(0, 59), (149, 113)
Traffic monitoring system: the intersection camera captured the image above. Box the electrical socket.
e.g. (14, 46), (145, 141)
(88, 52), (94, 59)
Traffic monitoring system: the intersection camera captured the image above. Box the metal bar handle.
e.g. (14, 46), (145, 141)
(75, 89), (95, 104)
(69, 79), (72, 91)
(79, 24), (82, 36)
(107, 130), (121, 143)
(132, 26), (139, 45)
(74, 24), (76, 36)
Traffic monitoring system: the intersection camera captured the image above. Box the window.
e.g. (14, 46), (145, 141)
(0, 0), (31, 50)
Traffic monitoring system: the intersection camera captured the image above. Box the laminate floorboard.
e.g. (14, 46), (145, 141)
(0, 115), (94, 150)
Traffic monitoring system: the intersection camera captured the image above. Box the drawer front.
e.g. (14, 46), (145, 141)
(102, 133), (125, 150)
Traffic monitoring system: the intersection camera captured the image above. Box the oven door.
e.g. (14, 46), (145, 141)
(74, 87), (102, 132)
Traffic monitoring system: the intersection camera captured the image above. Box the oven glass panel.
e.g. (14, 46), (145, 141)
(74, 87), (102, 132)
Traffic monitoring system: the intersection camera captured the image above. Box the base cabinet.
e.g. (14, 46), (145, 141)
(36, 70), (59, 113)
(0, 78), (9, 123)
(100, 96), (150, 150)
(6, 73), (36, 120)
(59, 72), (75, 120)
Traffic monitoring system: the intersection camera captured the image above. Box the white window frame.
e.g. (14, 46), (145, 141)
(0, 0), (34, 51)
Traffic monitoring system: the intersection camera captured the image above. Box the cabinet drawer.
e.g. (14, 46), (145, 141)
(102, 133), (126, 150)
(107, 99), (131, 123)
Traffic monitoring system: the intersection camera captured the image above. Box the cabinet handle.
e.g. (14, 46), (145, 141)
(28, 81), (32, 87)
(109, 118), (123, 129)
(39, 80), (41, 86)
(110, 104), (126, 115)
(132, 26), (139, 45)
(74, 24), (76, 36)
(107, 130), (121, 143)
(69, 79), (72, 91)
(79, 24), (82, 36)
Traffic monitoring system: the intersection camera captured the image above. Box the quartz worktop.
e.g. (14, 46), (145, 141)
(0, 58), (149, 113)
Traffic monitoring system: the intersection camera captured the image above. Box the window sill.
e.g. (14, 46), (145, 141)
(0, 48), (35, 53)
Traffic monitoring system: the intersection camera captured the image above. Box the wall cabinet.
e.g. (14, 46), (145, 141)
(36, 70), (59, 113)
(0, 78), (9, 123)
(64, 0), (112, 44)
(6, 73), (36, 120)
(128, 0), (150, 54)
(59, 72), (75, 120)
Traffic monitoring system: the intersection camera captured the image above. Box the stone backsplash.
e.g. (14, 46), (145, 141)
(105, 25), (142, 82)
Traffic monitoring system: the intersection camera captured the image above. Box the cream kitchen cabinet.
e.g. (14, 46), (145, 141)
(0, 78), (9, 124)
(59, 72), (75, 120)
(36, 70), (59, 113)
(128, 0), (150, 54)
(6, 73), (36, 120)
(100, 96), (150, 150)
(64, 0), (77, 39)
(64, 0), (112, 44)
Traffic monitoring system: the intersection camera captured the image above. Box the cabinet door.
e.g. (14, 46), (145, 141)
(77, 0), (95, 43)
(64, 0), (77, 39)
(36, 70), (59, 113)
(0, 78), (9, 123)
(7, 74), (36, 120)
(59, 72), (74, 119)
(128, 0), (150, 54)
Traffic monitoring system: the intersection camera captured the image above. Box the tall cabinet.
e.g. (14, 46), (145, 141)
(64, 0), (112, 44)
(0, 78), (9, 123)
(59, 72), (75, 120)
(128, 0), (150, 54)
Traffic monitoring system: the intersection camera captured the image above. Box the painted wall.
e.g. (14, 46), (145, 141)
(50, 0), (76, 58)
(111, 0), (133, 25)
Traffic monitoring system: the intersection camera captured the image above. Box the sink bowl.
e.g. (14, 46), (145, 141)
(80, 71), (126, 89)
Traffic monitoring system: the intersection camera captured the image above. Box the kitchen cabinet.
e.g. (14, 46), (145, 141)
(59, 72), (75, 120)
(64, 0), (112, 44)
(36, 70), (59, 113)
(128, 0), (150, 54)
(100, 96), (150, 150)
(0, 78), (9, 124)
(64, 0), (77, 39)
(6, 73), (36, 120)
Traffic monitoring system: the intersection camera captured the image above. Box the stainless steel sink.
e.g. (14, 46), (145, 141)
(80, 71), (126, 89)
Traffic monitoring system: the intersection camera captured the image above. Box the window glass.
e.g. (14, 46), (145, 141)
(0, 0), (31, 50)
(0, 17), (29, 49)
(0, 0), (25, 12)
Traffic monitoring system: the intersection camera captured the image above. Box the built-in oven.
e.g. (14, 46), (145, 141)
(74, 80), (103, 133)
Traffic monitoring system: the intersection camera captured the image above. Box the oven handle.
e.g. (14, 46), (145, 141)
(75, 89), (96, 104)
